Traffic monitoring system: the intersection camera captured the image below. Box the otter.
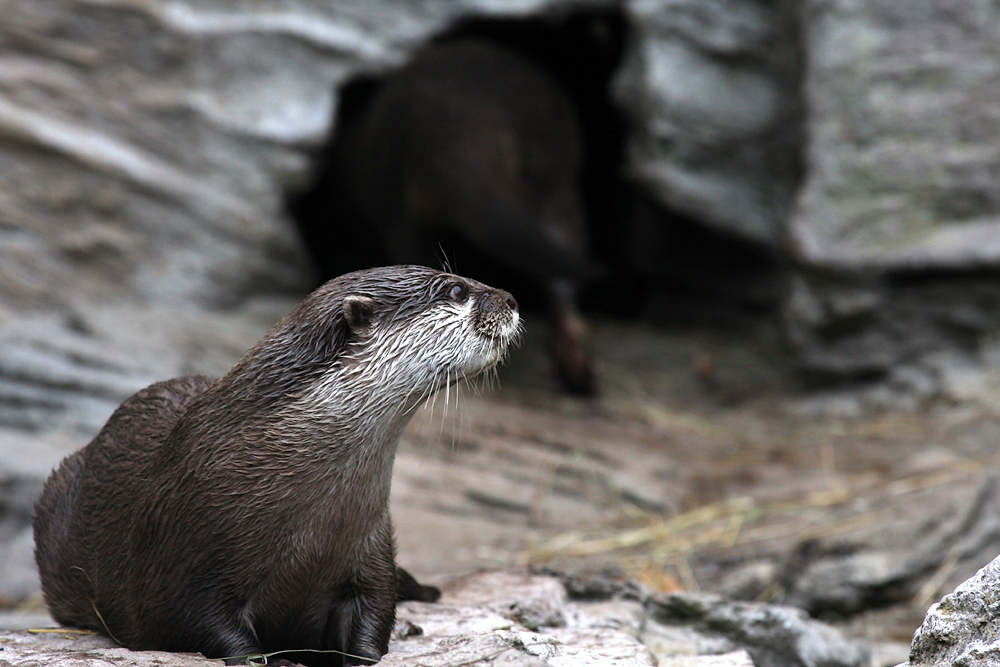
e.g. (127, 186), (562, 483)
(333, 39), (598, 395)
(33, 266), (520, 666)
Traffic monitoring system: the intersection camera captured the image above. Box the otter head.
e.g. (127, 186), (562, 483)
(334, 265), (521, 404)
(227, 265), (517, 433)
(208, 265), (519, 452)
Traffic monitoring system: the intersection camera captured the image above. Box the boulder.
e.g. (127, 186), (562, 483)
(644, 589), (870, 667)
(783, 0), (1000, 383)
(906, 553), (1000, 666)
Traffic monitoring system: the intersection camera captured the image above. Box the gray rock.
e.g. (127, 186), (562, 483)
(0, 528), (39, 607)
(0, 298), (295, 437)
(0, 468), (43, 605)
(0, 611), (55, 632)
(0, 0), (613, 313)
(613, 0), (804, 245)
(775, 475), (1000, 620)
(782, 268), (1000, 387)
(647, 591), (870, 667)
(791, 0), (1000, 271)
(0, 298), (295, 605)
(7, 0), (1000, 396)
(0, 630), (217, 667)
(657, 656), (754, 667)
(781, 0), (1000, 383)
(716, 560), (779, 603)
(783, 551), (903, 617)
(617, 0), (1000, 387)
(907, 554), (1000, 666)
(0, 571), (863, 667)
(6, 0), (1000, 396)
(0, 431), (68, 606)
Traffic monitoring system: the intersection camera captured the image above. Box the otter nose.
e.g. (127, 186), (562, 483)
(479, 289), (518, 315)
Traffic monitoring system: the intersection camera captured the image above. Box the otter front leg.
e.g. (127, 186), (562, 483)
(181, 610), (267, 666)
(181, 619), (265, 665)
(326, 524), (397, 665)
(324, 581), (396, 665)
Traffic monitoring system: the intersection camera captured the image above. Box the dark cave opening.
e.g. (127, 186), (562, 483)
(285, 8), (788, 332)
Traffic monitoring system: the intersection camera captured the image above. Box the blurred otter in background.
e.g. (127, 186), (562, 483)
(335, 38), (599, 396)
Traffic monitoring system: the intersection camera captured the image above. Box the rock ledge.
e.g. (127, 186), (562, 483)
(0, 570), (869, 667)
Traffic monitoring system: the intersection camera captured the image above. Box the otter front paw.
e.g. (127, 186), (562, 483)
(396, 566), (441, 603)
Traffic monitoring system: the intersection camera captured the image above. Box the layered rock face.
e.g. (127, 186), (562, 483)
(792, 0), (1000, 271)
(5, 0), (1000, 386)
(783, 0), (1000, 387)
(3, 0), (1000, 649)
(616, 0), (1000, 387)
(613, 0), (804, 246)
(0, 570), (870, 667)
(1, 0), (331, 309)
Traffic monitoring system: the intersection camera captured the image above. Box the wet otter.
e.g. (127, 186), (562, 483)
(335, 39), (597, 395)
(33, 266), (520, 666)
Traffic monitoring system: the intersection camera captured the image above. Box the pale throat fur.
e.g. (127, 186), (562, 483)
(254, 292), (517, 515)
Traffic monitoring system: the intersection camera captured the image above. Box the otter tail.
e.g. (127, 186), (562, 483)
(33, 449), (99, 630)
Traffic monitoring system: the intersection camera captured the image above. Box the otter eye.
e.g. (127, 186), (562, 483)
(448, 283), (469, 303)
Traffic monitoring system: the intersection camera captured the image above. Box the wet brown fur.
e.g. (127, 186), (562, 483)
(33, 266), (519, 666)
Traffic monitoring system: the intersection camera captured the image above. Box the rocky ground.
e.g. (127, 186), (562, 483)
(1, 570), (873, 667)
(3, 305), (1000, 666)
(388, 315), (1000, 666)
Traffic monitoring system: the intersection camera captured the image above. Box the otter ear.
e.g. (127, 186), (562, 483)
(343, 295), (375, 332)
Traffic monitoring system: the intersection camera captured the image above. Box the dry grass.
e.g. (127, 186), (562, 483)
(525, 459), (985, 589)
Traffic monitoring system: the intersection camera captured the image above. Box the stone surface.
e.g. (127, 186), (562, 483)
(6, 0), (1000, 403)
(782, 263), (1000, 385)
(646, 591), (870, 667)
(783, 475), (1000, 618)
(0, 0), (616, 313)
(0, 0), (317, 309)
(0, 297), (294, 605)
(906, 553), (1000, 666)
(0, 570), (864, 667)
(781, 0), (1000, 384)
(0, 297), (295, 435)
(791, 0), (1000, 269)
(613, 0), (804, 245)
(5, 2), (1000, 664)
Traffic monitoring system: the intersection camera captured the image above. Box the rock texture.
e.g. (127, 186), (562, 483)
(0, 0), (629, 447)
(0, 297), (295, 435)
(639, 585), (870, 667)
(791, 0), (1000, 270)
(0, 570), (868, 667)
(0, 468), (44, 607)
(0, 297), (295, 604)
(782, 253), (1000, 388)
(5, 1), (1000, 661)
(0, 0), (616, 313)
(906, 553), (1000, 666)
(783, 0), (1000, 383)
(0, 0), (323, 309)
(613, 0), (804, 245)
(6, 0), (1000, 397)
